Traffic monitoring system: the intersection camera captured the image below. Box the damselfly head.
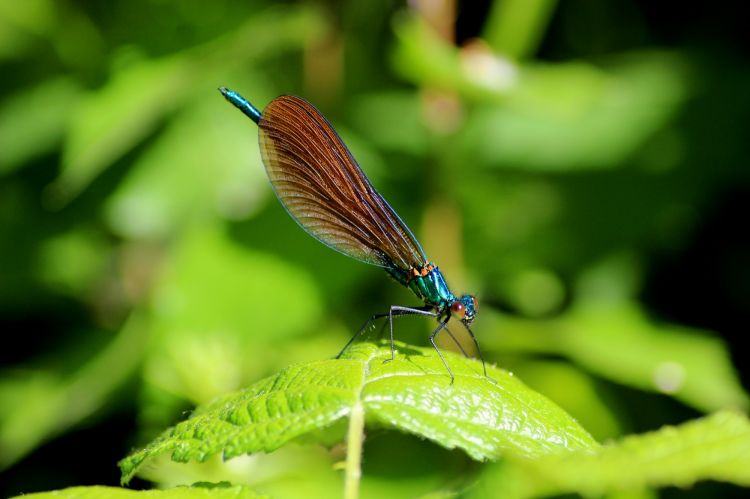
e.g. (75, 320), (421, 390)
(451, 295), (478, 324)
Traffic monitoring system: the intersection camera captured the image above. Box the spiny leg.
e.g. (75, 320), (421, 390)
(442, 324), (470, 358)
(336, 312), (389, 359)
(336, 305), (436, 359)
(386, 305), (438, 362)
(429, 316), (454, 383)
(461, 321), (493, 381)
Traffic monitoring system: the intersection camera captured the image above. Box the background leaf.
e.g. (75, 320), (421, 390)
(0, 77), (81, 174)
(483, 301), (749, 413)
(141, 227), (324, 406)
(454, 52), (689, 172)
(472, 411), (750, 498)
(11, 484), (267, 499)
(53, 55), (191, 203)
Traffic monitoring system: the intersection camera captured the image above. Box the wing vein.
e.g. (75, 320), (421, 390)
(258, 95), (428, 270)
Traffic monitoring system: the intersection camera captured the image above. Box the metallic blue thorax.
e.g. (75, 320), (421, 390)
(385, 263), (455, 310)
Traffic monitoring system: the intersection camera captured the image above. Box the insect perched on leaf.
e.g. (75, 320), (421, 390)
(220, 88), (488, 382)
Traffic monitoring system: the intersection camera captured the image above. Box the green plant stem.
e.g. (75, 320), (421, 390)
(344, 401), (365, 499)
(483, 0), (557, 60)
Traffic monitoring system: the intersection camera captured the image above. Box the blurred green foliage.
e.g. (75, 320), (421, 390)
(1, 0), (749, 497)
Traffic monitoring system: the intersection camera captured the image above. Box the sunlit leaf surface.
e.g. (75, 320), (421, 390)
(120, 341), (597, 484)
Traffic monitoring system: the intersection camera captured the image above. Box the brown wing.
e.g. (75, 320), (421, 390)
(258, 95), (427, 270)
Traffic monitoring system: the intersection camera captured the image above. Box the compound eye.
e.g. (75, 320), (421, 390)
(471, 295), (478, 311)
(451, 301), (466, 319)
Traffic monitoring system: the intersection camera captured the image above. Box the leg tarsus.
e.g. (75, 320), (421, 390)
(336, 312), (389, 359)
(429, 318), (454, 383)
(443, 325), (469, 358)
(461, 322), (495, 382)
(388, 306), (396, 361)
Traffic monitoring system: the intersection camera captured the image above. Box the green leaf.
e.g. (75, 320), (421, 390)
(52, 54), (191, 203)
(104, 89), (270, 239)
(391, 14), (517, 100)
(0, 0), (55, 60)
(473, 411), (750, 498)
(0, 77), (81, 174)
(136, 446), (342, 497)
(391, 18), (688, 172)
(482, 0), (558, 60)
(50, 5), (327, 205)
(35, 227), (109, 295)
(507, 360), (622, 441)
(562, 302), (750, 412)
(483, 301), (749, 413)
(142, 227), (324, 404)
(120, 341), (597, 484)
(455, 52), (688, 172)
(350, 91), (429, 155)
(11, 484), (266, 499)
